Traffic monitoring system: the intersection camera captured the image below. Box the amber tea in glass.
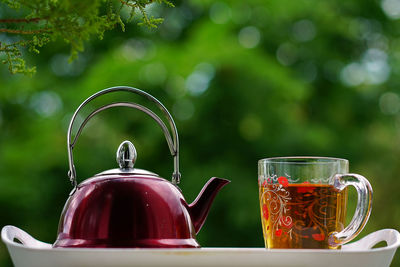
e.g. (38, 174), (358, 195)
(258, 157), (372, 249)
(260, 184), (347, 248)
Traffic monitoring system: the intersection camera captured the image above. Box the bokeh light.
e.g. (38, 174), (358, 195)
(185, 63), (215, 96)
(340, 49), (390, 87)
(29, 91), (63, 118)
(120, 38), (156, 62)
(292, 19), (316, 42)
(379, 92), (400, 115)
(139, 62), (168, 86)
(209, 2), (231, 24)
(173, 98), (195, 121)
(50, 54), (87, 77)
(276, 43), (298, 66)
(166, 75), (186, 98)
(381, 0), (400, 19)
(297, 61), (318, 83)
(238, 26), (261, 49)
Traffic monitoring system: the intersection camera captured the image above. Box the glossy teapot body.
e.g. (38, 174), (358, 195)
(54, 174), (198, 248)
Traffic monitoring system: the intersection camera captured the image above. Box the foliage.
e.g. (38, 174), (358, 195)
(1, 0), (400, 267)
(0, 0), (173, 75)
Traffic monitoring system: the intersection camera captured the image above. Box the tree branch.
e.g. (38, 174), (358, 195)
(119, 0), (138, 8)
(0, 28), (50, 34)
(0, 18), (42, 23)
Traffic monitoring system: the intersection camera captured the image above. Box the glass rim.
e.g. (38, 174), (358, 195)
(258, 156), (349, 165)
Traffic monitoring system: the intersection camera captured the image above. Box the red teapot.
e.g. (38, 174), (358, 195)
(53, 87), (229, 248)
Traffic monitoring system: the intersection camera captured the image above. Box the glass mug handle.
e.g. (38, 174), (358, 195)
(329, 173), (373, 248)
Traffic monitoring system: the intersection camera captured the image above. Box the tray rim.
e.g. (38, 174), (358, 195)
(2, 225), (400, 254)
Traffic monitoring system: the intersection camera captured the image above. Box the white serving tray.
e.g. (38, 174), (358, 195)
(2, 225), (400, 267)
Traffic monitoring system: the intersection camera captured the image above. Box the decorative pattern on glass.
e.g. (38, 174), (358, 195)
(259, 175), (347, 249)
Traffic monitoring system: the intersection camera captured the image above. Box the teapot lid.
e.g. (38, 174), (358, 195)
(95, 140), (159, 177)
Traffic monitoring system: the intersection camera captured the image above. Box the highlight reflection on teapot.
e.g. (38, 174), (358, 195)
(53, 86), (230, 248)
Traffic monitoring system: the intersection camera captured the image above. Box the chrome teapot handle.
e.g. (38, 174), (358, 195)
(67, 86), (180, 189)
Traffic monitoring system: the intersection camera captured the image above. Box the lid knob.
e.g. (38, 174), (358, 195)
(117, 141), (137, 169)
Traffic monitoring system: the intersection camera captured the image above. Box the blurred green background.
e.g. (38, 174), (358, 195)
(1, 0), (400, 266)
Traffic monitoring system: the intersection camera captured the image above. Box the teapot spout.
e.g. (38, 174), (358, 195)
(188, 177), (230, 234)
